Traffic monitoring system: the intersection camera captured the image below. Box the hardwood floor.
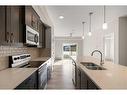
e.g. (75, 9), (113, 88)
(46, 59), (75, 89)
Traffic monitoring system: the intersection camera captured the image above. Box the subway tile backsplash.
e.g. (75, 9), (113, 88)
(0, 46), (40, 70)
(0, 46), (28, 56)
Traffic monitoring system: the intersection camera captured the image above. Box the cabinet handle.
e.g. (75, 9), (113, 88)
(78, 70), (81, 76)
(78, 73), (80, 76)
(10, 33), (14, 43)
(6, 32), (10, 43)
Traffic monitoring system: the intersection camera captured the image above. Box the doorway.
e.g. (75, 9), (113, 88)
(62, 43), (78, 60)
(104, 33), (114, 62)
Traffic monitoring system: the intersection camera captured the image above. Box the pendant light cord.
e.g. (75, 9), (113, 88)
(82, 22), (85, 36)
(104, 5), (106, 23)
(90, 13), (91, 32)
(89, 12), (93, 33)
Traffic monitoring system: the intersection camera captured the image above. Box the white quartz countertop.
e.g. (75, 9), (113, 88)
(0, 68), (37, 89)
(75, 56), (127, 89)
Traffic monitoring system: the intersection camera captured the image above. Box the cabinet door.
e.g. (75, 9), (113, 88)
(80, 69), (87, 89)
(42, 24), (46, 48)
(0, 6), (6, 44)
(45, 27), (51, 48)
(77, 67), (99, 89)
(10, 6), (20, 43)
(15, 71), (37, 89)
(25, 6), (32, 28)
(6, 6), (23, 44)
(31, 8), (40, 31)
(27, 71), (38, 89)
(87, 77), (99, 89)
(38, 20), (43, 47)
(6, 7), (11, 43)
(25, 6), (40, 31)
(76, 67), (81, 89)
(38, 21), (46, 48)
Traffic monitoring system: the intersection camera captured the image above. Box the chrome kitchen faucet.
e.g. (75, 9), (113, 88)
(91, 50), (104, 66)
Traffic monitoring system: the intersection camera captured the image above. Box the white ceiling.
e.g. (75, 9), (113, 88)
(46, 6), (127, 37)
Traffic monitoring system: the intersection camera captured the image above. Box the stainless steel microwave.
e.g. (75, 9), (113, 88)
(25, 25), (39, 46)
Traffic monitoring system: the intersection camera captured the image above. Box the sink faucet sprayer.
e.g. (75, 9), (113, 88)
(91, 50), (104, 66)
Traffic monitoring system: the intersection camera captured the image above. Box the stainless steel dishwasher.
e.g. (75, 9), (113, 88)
(38, 63), (47, 89)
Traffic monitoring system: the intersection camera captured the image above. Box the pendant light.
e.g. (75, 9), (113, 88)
(102, 6), (108, 30)
(82, 21), (85, 39)
(88, 12), (93, 36)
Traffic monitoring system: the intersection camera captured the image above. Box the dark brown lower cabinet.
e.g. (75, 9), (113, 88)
(87, 78), (99, 89)
(76, 66), (100, 89)
(76, 67), (81, 89)
(15, 71), (38, 89)
(80, 69), (87, 89)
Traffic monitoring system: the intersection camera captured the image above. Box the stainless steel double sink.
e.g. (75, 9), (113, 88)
(81, 62), (106, 70)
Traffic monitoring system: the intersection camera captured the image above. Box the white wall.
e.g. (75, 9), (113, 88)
(55, 37), (83, 60)
(119, 17), (127, 66)
(37, 6), (127, 64)
(83, 6), (127, 64)
(83, 28), (104, 57)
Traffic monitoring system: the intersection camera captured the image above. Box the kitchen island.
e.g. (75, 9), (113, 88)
(73, 56), (127, 89)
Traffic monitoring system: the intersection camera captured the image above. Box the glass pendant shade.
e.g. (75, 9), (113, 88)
(102, 22), (108, 30)
(88, 32), (92, 36)
(82, 36), (85, 39)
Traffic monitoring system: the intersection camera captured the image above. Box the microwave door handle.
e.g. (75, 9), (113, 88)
(34, 34), (38, 44)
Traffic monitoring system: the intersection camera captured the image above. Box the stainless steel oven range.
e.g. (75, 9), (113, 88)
(9, 54), (47, 89)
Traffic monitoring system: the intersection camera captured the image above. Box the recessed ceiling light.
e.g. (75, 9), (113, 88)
(59, 16), (64, 19)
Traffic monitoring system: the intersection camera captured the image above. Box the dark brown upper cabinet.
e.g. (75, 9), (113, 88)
(0, 6), (23, 46)
(45, 25), (51, 49)
(0, 6), (51, 48)
(24, 6), (40, 32)
(7, 6), (23, 43)
(42, 25), (46, 48)
(0, 6), (6, 44)
(38, 20), (45, 48)
(37, 20), (52, 49)
(24, 6), (51, 49)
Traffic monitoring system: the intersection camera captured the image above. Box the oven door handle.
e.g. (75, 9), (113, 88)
(38, 68), (47, 74)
